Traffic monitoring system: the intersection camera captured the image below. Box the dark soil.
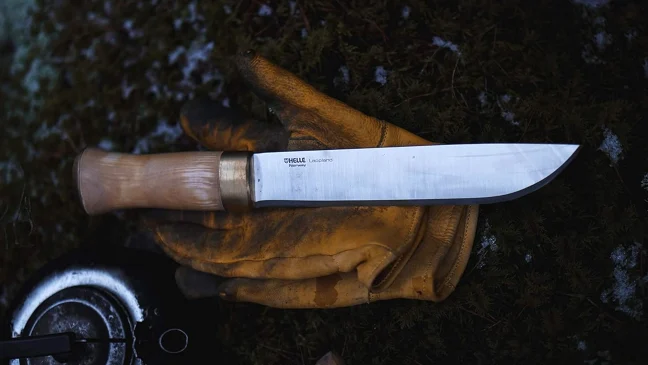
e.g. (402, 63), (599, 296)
(1, 1), (647, 364)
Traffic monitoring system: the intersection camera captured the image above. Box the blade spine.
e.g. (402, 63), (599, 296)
(252, 143), (580, 156)
(250, 153), (258, 204)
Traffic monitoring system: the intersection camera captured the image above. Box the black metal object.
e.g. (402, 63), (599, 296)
(15, 285), (133, 365)
(0, 333), (74, 360)
(1, 245), (223, 365)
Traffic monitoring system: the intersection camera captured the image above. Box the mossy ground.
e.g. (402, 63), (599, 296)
(1, 0), (647, 364)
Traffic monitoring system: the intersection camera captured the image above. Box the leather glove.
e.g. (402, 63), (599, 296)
(144, 50), (479, 308)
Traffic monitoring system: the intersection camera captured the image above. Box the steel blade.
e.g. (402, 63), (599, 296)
(251, 143), (579, 207)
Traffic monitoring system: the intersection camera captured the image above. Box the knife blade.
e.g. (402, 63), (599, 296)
(73, 143), (580, 215)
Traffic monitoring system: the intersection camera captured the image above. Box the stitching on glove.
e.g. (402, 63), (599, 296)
(157, 231), (398, 272)
(363, 251), (395, 287)
(162, 242), (394, 263)
(368, 206), (424, 290)
(289, 136), (328, 149)
(377, 121), (388, 147)
(417, 206), (461, 296)
(442, 207), (474, 291)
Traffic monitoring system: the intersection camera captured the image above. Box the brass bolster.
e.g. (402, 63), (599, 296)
(219, 152), (253, 211)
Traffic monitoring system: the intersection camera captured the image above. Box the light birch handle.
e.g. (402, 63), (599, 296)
(73, 148), (252, 215)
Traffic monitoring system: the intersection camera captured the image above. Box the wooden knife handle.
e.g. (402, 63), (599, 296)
(74, 148), (252, 215)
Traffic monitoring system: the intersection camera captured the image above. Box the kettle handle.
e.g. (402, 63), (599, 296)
(0, 332), (74, 360)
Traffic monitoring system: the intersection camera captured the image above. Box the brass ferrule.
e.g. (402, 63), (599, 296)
(219, 152), (253, 211)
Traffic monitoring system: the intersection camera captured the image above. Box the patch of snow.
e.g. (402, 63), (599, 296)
(334, 66), (350, 88)
(478, 91), (488, 107)
(123, 47), (147, 68)
(23, 141), (38, 161)
(104, 0), (113, 14)
(107, 110), (116, 122)
(172, 2), (204, 32)
(6, 31), (59, 119)
(496, 94), (520, 126)
(258, 4), (273, 16)
(0, 295), (7, 311)
(123, 19), (143, 39)
(476, 220), (498, 269)
(402, 6), (410, 19)
(598, 126), (623, 165)
(641, 173), (648, 191)
(132, 120), (183, 154)
(146, 68), (161, 98)
(581, 46), (603, 64)
(174, 18), (183, 30)
(50, 170), (59, 187)
(600, 242), (643, 320)
(593, 31), (612, 51)
(87, 12), (109, 26)
(578, 6), (611, 64)
(0, 283), (15, 310)
(167, 40), (215, 93)
(168, 46), (185, 64)
(593, 16), (605, 26)
(79, 99), (96, 111)
(104, 31), (118, 45)
(201, 69), (220, 84)
(577, 340), (587, 351)
(223, 5), (232, 15)
(80, 41), (97, 61)
(121, 79), (135, 99)
(33, 116), (66, 141)
(1, 0), (37, 47)
(188, 1), (201, 23)
(0, 160), (22, 184)
(222, 98), (230, 108)
(23, 58), (47, 94)
(184, 43), (213, 80)
(289, 1), (297, 15)
(375, 66), (388, 85)
(480, 232), (498, 252)
(339, 66), (349, 84)
(301, 28), (308, 38)
(571, 0), (610, 8)
(625, 29), (637, 42)
(432, 36), (462, 56)
(525, 253), (532, 263)
(501, 111), (518, 125)
(98, 139), (115, 151)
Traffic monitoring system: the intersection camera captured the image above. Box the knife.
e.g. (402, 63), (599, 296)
(73, 143), (580, 215)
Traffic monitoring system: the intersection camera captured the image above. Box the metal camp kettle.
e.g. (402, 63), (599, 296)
(0, 244), (224, 365)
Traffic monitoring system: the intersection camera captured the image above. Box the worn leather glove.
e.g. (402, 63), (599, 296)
(144, 51), (479, 308)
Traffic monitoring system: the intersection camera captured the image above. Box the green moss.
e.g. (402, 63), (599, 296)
(1, 0), (647, 364)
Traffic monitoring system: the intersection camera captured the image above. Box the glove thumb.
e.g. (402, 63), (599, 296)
(180, 96), (289, 152)
(216, 273), (373, 308)
(175, 266), (366, 308)
(174, 266), (226, 299)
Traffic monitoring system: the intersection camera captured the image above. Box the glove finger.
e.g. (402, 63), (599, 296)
(236, 50), (387, 149)
(216, 273), (371, 309)
(174, 266), (226, 299)
(141, 208), (244, 230)
(180, 95), (289, 152)
(150, 222), (233, 267)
